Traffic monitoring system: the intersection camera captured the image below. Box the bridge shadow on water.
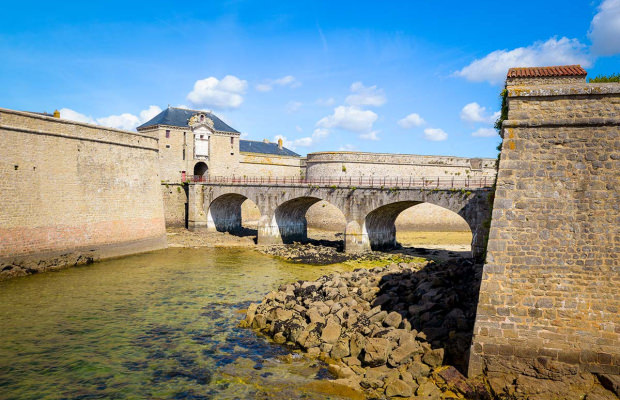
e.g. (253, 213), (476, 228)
(371, 258), (483, 373)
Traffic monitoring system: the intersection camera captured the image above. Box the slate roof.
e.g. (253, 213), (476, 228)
(507, 65), (587, 78)
(240, 140), (300, 157)
(137, 106), (239, 133)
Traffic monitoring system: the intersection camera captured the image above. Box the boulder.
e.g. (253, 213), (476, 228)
(331, 337), (351, 359)
(385, 379), (414, 398)
(349, 333), (366, 358)
(388, 340), (422, 367)
(383, 311), (403, 328)
(422, 348), (444, 368)
(363, 337), (391, 367)
(408, 361), (431, 379)
(321, 317), (342, 344)
(416, 381), (443, 399)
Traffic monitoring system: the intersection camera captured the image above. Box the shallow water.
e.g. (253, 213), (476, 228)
(0, 248), (367, 399)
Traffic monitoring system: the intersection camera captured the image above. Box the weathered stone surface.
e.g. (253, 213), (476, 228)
(388, 340), (422, 367)
(383, 311), (403, 328)
(363, 337), (391, 367)
(423, 348), (444, 368)
(321, 317), (342, 344)
(385, 379), (413, 398)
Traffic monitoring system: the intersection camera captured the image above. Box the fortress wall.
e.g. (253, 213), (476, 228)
(306, 152), (497, 180)
(237, 153), (303, 178)
(0, 109), (167, 278)
(469, 84), (620, 377)
(162, 184), (188, 228)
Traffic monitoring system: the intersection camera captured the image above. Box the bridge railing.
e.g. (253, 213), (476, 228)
(187, 175), (493, 189)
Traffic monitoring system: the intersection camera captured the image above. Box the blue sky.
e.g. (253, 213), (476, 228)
(1, 1), (619, 158)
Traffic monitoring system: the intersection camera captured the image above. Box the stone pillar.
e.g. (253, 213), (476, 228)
(257, 214), (283, 245)
(344, 220), (371, 253)
(187, 184), (208, 231)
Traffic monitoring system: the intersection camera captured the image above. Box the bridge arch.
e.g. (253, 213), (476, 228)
(206, 192), (260, 235)
(364, 201), (474, 251)
(274, 196), (322, 244)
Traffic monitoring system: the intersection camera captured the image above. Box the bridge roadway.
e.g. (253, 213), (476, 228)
(187, 177), (494, 259)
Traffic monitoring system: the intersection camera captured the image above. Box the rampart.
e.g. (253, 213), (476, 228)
(0, 109), (167, 279)
(469, 83), (620, 377)
(305, 151), (497, 179)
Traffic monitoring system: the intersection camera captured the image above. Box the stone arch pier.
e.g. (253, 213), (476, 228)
(188, 183), (493, 259)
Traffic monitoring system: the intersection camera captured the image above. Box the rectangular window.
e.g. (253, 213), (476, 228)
(165, 130), (170, 138)
(182, 149), (185, 160)
(230, 137), (234, 147)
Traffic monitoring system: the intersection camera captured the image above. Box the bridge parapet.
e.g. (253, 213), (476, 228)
(187, 175), (493, 189)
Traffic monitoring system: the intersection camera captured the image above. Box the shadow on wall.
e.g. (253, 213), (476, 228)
(371, 259), (483, 373)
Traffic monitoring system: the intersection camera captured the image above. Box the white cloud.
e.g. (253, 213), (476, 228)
(398, 113), (425, 128)
(589, 0), (620, 55)
(317, 105), (378, 133)
(460, 102), (499, 124)
(295, 125), (303, 133)
(472, 127), (498, 137)
(255, 84), (272, 92)
(187, 75), (247, 109)
(423, 128), (448, 141)
(139, 105), (163, 122)
(285, 128), (330, 149)
(345, 82), (386, 107)
(360, 131), (380, 141)
(59, 108), (96, 124)
(339, 144), (357, 151)
(286, 101), (302, 113)
(255, 75), (301, 92)
(59, 105), (163, 131)
(454, 37), (592, 85)
(313, 128), (329, 139)
(316, 97), (335, 106)
(96, 113), (141, 130)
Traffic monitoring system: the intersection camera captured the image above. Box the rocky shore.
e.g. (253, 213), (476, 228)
(241, 259), (487, 399)
(241, 259), (618, 399)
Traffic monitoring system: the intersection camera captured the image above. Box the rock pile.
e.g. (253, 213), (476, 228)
(241, 259), (486, 399)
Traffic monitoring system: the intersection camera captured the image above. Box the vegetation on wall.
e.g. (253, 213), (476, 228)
(588, 73), (620, 83)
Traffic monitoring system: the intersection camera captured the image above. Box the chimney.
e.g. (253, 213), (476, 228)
(263, 138), (269, 143)
(278, 138), (283, 149)
(53, 110), (60, 118)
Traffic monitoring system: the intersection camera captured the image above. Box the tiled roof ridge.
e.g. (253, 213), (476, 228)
(507, 65), (587, 78)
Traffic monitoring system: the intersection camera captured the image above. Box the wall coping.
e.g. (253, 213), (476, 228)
(0, 107), (159, 140)
(508, 83), (620, 98)
(307, 151), (495, 162)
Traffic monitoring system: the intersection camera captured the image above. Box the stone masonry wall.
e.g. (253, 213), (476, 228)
(237, 153), (303, 178)
(0, 108), (167, 278)
(306, 152), (496, 181)
(469, 83), (620, 377)
(162, 184), (188, 227)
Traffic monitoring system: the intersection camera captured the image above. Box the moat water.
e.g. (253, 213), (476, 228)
(0, 248), (368, 400)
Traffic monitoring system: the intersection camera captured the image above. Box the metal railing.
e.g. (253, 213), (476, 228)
(187, 175), (492, 189)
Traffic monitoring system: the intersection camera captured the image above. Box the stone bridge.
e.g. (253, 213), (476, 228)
(187, 182), (493, 259)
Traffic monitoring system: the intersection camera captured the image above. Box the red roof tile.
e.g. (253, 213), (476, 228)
(507, 65), (587, 78)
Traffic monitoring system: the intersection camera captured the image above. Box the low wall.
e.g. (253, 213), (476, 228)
(0, 108), (167, 279)
(306, 152), (496, 180)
